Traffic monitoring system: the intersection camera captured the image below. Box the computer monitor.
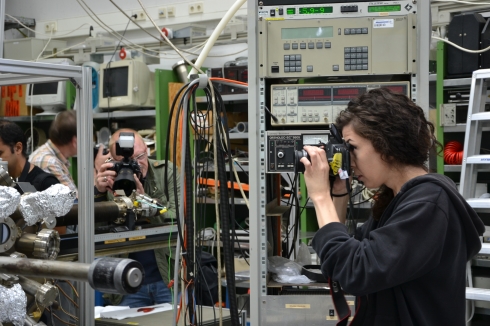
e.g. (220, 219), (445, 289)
(25, 81), (67, 115)
(25, 58), (73, 115)
(99, 59), (155, 109)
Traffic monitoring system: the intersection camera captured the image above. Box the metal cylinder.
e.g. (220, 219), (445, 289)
(55, 201), (124, 226)
(17, 275), (58, 307)
(0, 257), (143, 295)
(0, 163), (14, 187)
(88, 258), (144, 294)
(15, 229), (60, 260)
(172, 60), (188, 83)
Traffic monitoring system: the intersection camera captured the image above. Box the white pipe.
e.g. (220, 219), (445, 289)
(188, 0), (247, 77)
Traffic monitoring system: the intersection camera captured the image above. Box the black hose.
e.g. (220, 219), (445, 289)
(213, 91), (240, 326)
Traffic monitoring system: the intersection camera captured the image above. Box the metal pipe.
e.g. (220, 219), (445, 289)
(11, 201), (124, 226)
(54, 201), (122, 226)
(0, 257), (143, 295)
(0, 257), (89, 281)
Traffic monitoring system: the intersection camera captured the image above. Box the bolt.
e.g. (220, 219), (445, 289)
(413, 0), (417, 3)
(259, 1), (263, 5)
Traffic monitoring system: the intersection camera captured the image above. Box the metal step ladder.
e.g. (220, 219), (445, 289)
(459, 69), (490, 307)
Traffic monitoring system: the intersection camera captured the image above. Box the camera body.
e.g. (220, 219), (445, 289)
(108, 132), (142, 196)
(295, 124), (350, 178)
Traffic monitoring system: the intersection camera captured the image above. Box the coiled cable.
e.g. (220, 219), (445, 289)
(444, 140), (464, 165)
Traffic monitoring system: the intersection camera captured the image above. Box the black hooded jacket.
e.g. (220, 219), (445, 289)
(312, 174), (485, 326)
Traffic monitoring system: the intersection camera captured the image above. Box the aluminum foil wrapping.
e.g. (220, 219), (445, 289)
(0, 284), (26, 326)
(0, 186), (20, 220)
(19, 184), (76, 226)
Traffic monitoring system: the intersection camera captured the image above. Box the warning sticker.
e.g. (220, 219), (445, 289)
(373, 19), (394, 28)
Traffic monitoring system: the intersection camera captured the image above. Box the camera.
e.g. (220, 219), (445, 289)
(109, 132), (142, 196)
(295, 124), (350, 178)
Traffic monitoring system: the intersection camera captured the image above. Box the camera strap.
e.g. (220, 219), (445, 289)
(329, 278), (368, 326)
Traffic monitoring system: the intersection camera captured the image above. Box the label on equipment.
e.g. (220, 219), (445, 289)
(373, 19), (394, 28)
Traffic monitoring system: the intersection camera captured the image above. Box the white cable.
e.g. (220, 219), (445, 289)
(432, 35), (490, 54)
(189, 0), (247, 77)
(36, 30), (53, 62)
(33, 41), (87, 61)
(77, 0), (160, 57)
(433, 0), (490, 5)
(232, 158), (249, 209)
(5, 14), (90, 37)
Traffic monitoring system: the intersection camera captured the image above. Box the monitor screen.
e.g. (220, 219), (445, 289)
(102, 66), (128, 98)
(31, 82), (59, 95)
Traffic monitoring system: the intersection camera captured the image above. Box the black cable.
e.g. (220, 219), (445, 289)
(287, 174), (301, 259)
(208, 86), (240, 326)
(103, 15), (134, 121)
(184, 91), (196, 322)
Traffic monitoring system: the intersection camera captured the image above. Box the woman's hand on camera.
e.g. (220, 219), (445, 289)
(95, 162), (116, 193)
(300, 145), (331, 203)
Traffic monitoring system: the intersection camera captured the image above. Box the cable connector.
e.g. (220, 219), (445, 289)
(189, 74), (208, 89)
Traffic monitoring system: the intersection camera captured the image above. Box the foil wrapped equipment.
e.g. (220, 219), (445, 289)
(19, 184), (76, 226)
(0, 186), (20, 221)
(0, 283), (26, 326)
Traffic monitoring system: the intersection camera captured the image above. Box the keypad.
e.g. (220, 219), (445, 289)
(344, 46), (368, 71)
(283, 54), (302, 73)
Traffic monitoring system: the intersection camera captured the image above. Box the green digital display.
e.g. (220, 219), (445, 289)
(299, 6), (333, 15)
(286, 8), (296, 15)
(368, 5), (401, 13)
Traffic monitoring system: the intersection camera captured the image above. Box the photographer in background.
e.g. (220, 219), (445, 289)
(301, 88), (484, 325)
(95, 128), (180, 308)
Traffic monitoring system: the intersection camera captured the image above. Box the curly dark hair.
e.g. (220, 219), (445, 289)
(335, 87), (441, 219)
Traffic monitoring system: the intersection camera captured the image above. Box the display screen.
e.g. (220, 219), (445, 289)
(333, 87), (366, 101)
(299, 6), (333, 15)
(286, 8), (295, 15)
(382, 85), (406, 95)
(281, 27), (333, 39)
(368, 5), (401, 13)
(298, 87), (331, 102)
(102, 66), (128, 98)
(32, 82), (58, 95)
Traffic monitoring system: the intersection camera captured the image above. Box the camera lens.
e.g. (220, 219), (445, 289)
(294, 149), (309, 174)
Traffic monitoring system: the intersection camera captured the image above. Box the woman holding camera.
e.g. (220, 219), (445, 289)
(300, 88), (484, 325)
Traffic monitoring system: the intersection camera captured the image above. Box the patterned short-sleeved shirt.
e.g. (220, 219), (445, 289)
(30, 140), (78, 197)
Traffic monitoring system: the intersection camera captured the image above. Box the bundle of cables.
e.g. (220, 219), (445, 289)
(444, 140), (464, 165)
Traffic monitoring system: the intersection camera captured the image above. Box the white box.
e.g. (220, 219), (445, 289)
(4, 38), (67, 61)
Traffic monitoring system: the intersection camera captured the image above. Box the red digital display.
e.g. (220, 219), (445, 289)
(337, 88), (360, 96)
(383, 86), (405, 94)
(298, 87), (331, 102)
(333, 87), (366, 101)
(303, 89), (325, 96)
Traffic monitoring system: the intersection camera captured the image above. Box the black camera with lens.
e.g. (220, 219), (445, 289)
(108, 132), (142, 196)
(295, 124), (350, 178)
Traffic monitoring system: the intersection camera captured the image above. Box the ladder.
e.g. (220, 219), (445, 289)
(460, 69), (490, 306)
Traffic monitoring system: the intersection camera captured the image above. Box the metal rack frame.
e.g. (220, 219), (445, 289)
(0, 58), (95, 325)
(247, 1), (431, 325)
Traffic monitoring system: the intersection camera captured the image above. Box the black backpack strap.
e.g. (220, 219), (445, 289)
(329, 278), (351, 326)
